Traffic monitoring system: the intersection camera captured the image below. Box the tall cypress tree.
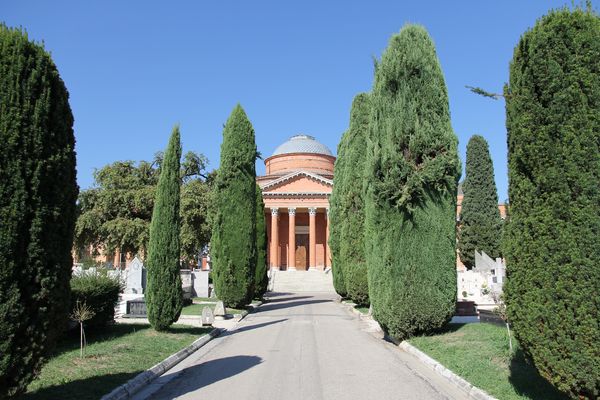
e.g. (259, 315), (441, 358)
(146, 126), (183, 331)
(364, 25), (461, 341)
(458, 135), (502, 268)
(254, 184), (268, 299)
(212, 105), (257, 307)
(504, 8), (600, 398)
(0, 26), (78, 397)
(329, 128), (349, 297)
(339, 93), (370, 305)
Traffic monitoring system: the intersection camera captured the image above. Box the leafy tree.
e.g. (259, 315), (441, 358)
(458, 135), (502, 268)
(364, 25), (461, 341)
(254, 184), (268, 299)
(339, 93), (370, 305)
(329, 127), (349, 297)
(0, 25), (78, 398)
(75, 152), (210, 265)
(211, 105), (257, 307)
(503, 8), (600, 398)
(145, 126), (183, 331)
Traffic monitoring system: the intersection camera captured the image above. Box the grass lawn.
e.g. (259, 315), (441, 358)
(355, 306), (370, 314)
(181, 303), (245, 315)
(192, 297), (216, 303)
(24, 324), (211, 400)
(409, 323), (568, 400)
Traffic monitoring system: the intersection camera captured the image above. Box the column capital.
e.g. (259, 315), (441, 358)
(288, 207), (296, 216)
(271, 207), (279, 216)
(308, 207), (317, 216)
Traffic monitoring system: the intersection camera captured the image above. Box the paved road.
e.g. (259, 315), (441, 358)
(141, 293), (469, 400)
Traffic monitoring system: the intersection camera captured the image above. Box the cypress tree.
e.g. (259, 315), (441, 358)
(212, 105), (257, 308)
(364, 25), (461, 341)
(254, 184), (268, 299)
(0, 26), (78, 397)
(329, 128), (349, 297)
(458, 135), (502, 268)
(504, 8), (600, 398)
(145, 126), (183, 331)
(339, 93), (370, 305)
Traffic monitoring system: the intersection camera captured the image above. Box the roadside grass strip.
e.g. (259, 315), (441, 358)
(408, 324), (568, 400)
(24, 324), (211, 400)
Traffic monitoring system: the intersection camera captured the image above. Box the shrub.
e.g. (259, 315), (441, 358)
(504, 7), (600, 398)
(364, 25), (461, 341)
(329, 126), (349, 297)
(339, 93), (370, 305)
(254, 184), (268, 299)
(0, 25), (78, 398)
(70, 273), (122, 328)
(146, 126), (183, 331)
(211, 105), (257, 307)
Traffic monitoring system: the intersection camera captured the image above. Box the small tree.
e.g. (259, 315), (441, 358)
(146, 126), (183, 331)
(254, 184), (268, 298)
(364, 25), (461, 341)
(339, 93), (370, 305)
(70, 301), (95, 358)
(504, 7), (600, 398)
(0, 25), (78, 397)
(211, 105), (257, 307)
(458, 135), (502, 268)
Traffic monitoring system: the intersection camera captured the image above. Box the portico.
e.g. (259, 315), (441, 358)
(257, 135), (334, 272)
(267, 206), (330, 271)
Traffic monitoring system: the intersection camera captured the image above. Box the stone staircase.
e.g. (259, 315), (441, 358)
(269, 269), (335, 293)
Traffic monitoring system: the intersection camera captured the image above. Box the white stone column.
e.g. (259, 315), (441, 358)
(270, 208), (279, 270)
(288, 208), (296, 270)
(309, 207), (317, 270)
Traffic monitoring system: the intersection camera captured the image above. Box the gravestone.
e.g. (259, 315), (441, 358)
(125, 298), (147, 317)
(180, 270), (193, 299)
(125, 257), (144, 294)
(201, 306), (215, 326)
(192, 270), (209, 298)
(214, 301), (226, 320)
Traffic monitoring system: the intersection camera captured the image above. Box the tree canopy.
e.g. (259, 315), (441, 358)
(75, 151), (210, 265)
(458, 135), (502, 268)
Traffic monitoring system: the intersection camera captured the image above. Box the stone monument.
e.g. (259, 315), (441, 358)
(125, 256), (144, 294)
(201, 306), (215, 326)
(214, 301), (226, 320)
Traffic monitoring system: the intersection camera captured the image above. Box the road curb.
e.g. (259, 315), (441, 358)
(398, 341), (498, 400)
(100, 327), (223, 400)
(341, 301), (497, 400)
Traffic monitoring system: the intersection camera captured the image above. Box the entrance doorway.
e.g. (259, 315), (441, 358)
(295, 234), (309, 270)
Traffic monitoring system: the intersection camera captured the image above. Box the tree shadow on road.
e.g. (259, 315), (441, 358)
(157, 355), (263, 397)
(259, 299), (331, 312)
(264, 295), (313, 303)
(222, 319), (288, 337)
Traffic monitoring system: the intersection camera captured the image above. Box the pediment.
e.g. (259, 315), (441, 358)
(260, 171), (333, 194)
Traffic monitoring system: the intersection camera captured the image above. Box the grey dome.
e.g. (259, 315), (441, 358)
(272, 135), (333, 157)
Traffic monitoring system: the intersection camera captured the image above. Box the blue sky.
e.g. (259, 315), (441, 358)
(4, 1), (572, 200)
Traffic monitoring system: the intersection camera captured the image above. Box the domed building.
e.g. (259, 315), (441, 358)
(257, 135), (335, 271)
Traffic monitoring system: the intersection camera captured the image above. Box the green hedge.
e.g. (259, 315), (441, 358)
(70, 273), (122, 328)
(364, 25), (460, 341)
(504, 8), (600, 399)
